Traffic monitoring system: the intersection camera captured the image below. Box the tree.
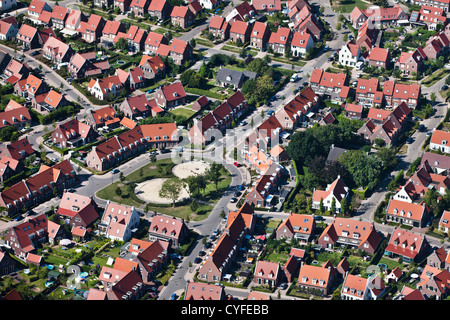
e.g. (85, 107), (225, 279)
(340, 197), (349, 215)
(115, 37), (127, 51)
(330, 197), (336, 213)
(184, 175), (200, 198)
(319, 198), (325, 213)
(206, 162), (223, 190)
(159, 177), (184, 207)
(189, 199), (199, 212)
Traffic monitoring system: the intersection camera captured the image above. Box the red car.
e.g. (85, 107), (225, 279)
(234, 162), (240, 167)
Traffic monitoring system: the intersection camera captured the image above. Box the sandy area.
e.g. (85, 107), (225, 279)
(135, 178), (189, 204)
(171, 160), (210, 179)
(135, 161), (209, 204)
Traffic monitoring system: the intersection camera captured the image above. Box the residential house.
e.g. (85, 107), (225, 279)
(192, 95), (210, 112)
(0, 0), (16, 12)
(344, 103), (363, 120)
(250, 21), (270, 50)
(276, 213), (315, 243)
(244, 162), (284, 207)
(418, 5), (447, 30)
(86, 105), (121, 130)
(143, 31), (168, 54)
(101, 20), (126, 48)
(318, 217), (382, 254)
(0, 137), (35, 162)
(79, 14), (106, 43)
(148, 214), (189, 247)
(226, 1), (256, 22)
(421, 152), (450, 175)
(139, 54), (165, 80)
(188, 90), (248, 144)
(4, 214), (62, 258)
(103, 269), (145, 300)
(386, 198), (430, 228)
(355, 77), (382, 106)
(51, 5), (68, 30)
(33, 89), (67, 114)
(198, 0), (220, 10)
(98, 201), (141, 242)
(0, 17), (18, 41)
(412, 0), (450, 12)
(338, 40), (362, 67)
(251, 0), (281, 12)
(154, 81), (186, 108)
(27, 0), (51, 19)
(155, 38), (192, 65)
(114, 0), (132, 12)
(88, 75), (123, 101)
(184, 282), (226, 300)
(409, 162), (450, 195)
(349, 4), (408, 28)
(130, 0), (151, 17)
(215, 67), (257, 89)
(253, 261), (282, 287)
(208, 15), (230, 40)
(268, 27), (292, 55)
(0, 160), (76, 216)
(170, 5), (196, 29)
(417, 264), (450, 299)
(297, 262), (337, 296)
(147, 0), (172, 21)
(368, 47), (391, 69)
(0, 100), (31, 131)
(127, 67), (146, 90)
(274, 86), (319, 129)
(294, 12), (322, 40)
(56, 191), (99, 228)
(188, 0), (203, 16)
(2, 58), (28, 85)
(341, 273), (386, 300)
(198, 202), (254, 282)
(51, 118), (97, 149)
(429, 130), (450, 153)
(120, 93), (163, 120)
(14, 74), (48, 101)
(85, 123), (178, 172)
(63, 10), (87, 36)
(312, 176), (349, 213)
(309, 68), (349, 102)
(384, 228), (431, 263)
(0, 252), (16, 276)
(423, 32), (449, 60)
(357, 102), (412, 145)
(229, 20), (251, 45)
(427, 246), (447, 269)
(394, 47), (426, 77)
(42, 36), (74, 65)
(115, 238), (169, 283)
(383, 80), (421, 109)
(16, 24), (42, 50)
(290, 30), (313, 57)
(438, 210), (450, 233)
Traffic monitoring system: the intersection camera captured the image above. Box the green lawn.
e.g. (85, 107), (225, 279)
(170, 106), (197, 119)
(331, 0), (370, 13)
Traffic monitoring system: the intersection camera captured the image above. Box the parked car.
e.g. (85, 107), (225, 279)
(112, 168), (120, 174)
(234, 161), (241, 167)
(267, 110), (274, 116)
(14, 214), (23, 221)
(290, 73), (299, 82)
(170, 293), (177, 300)
(194, 257), (202, 264)
(442, 85), (449, 91)
(234, 191), (241, 197)
(230, 197), (237, 203)
(419, 124), (426, 132)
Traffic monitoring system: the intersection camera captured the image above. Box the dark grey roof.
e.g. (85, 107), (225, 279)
(326, 145), (348, 163)
(216, 68), (257, 87)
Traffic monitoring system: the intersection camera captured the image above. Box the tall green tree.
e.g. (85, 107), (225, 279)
(159, 177), (184, 207)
